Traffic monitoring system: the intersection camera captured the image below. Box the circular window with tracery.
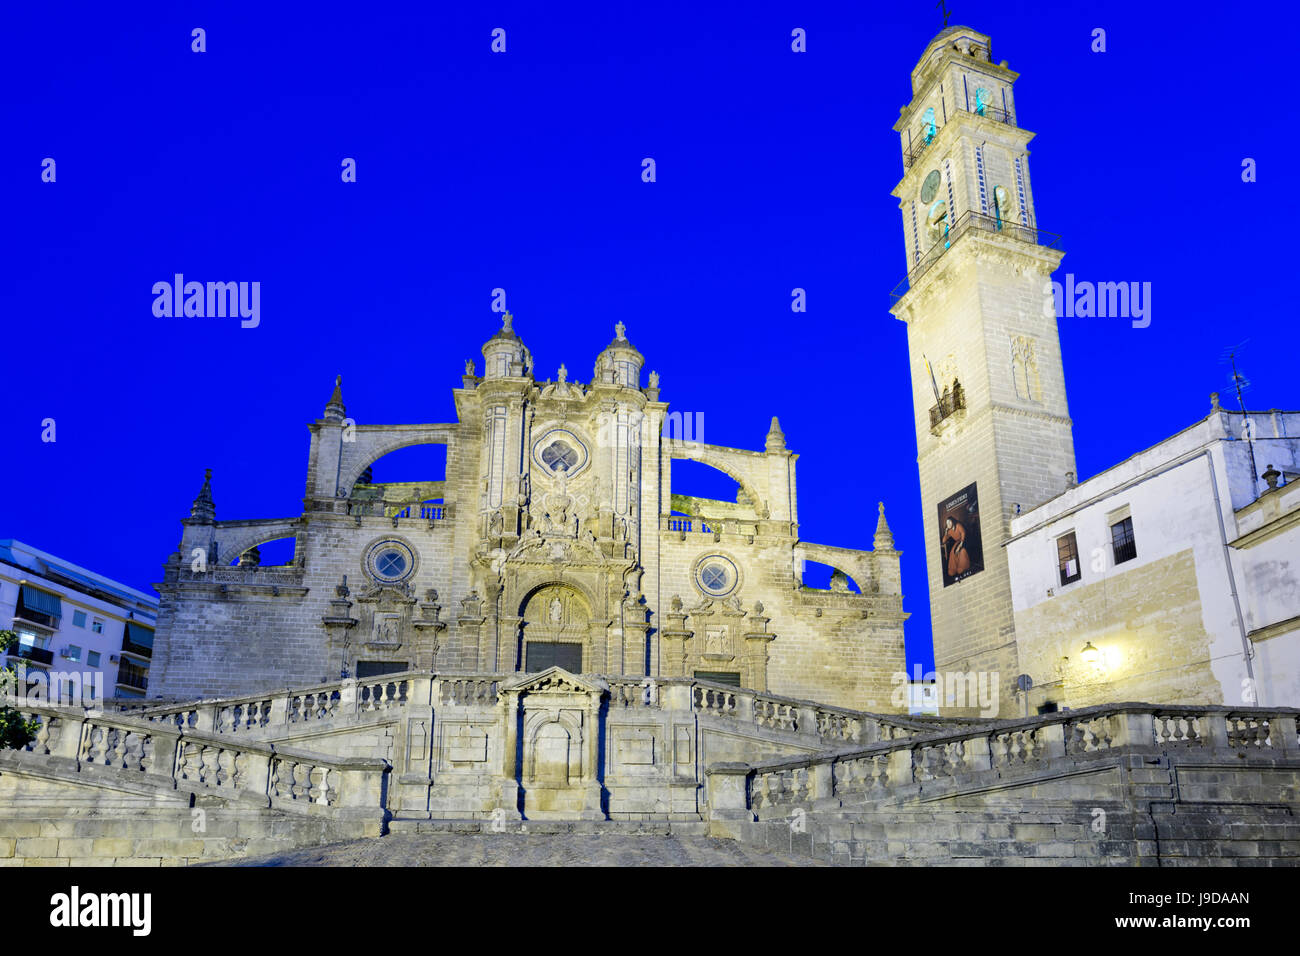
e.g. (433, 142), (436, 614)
(693, 554), (740, 598)
(531, 428), (590, 478)
(364, 537), (417, 584)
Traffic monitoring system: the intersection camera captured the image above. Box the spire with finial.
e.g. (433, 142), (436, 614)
(765, 416), (786, 453)
(324, 375), (346, 422)
(190, 469), (216, 522)
(874, 501), (895, 550)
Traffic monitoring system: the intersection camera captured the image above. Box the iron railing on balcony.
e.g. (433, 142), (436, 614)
(901, 104), (1016, 169)
(8, 645), (54, 666)
(120, 636), (153, 659)
(902, 128), (939, 169)
(929, 383), (967, 431)
(890, 210), (1061, 306)
(116, 663), (149, 690)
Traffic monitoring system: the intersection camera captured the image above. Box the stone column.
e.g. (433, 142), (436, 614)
(498, 690), (522, 819)
(580, 689), (605, 819)
(1271, 715), (1297, 754)
(659, 596), (692, 678)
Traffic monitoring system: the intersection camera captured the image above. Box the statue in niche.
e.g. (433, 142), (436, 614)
(549, 597), (563, 624)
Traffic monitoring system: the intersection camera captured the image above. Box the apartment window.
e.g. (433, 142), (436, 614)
(87, 651), (101, 668)
(91, 619), (104, 634)
(16, 585), (61, 628)
(73, 610), (87, 628)
(64, 645), (81, 662)
(1111, 516), (1137, 565)
(16, 629), (46, 649)
(1057, 532), (1082, 585)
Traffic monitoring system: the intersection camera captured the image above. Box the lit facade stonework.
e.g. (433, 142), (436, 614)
(150, 317), (907, 709)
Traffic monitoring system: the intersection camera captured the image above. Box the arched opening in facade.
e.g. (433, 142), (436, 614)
(800, 559), (861, 594)
(517, 584), (593, 673)
(229, 535), (296, 567)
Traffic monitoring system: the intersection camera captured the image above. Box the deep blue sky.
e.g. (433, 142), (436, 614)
(2, 2), (1291, 674)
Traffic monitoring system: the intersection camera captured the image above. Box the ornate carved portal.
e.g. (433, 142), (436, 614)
(473, 521), (641, 673)
(659, 595), (775, 690)
(520, 584), (590, 672)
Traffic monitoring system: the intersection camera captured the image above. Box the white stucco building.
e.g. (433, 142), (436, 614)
(1006, 401), (1300, 710)
(1, 539), (159, 701)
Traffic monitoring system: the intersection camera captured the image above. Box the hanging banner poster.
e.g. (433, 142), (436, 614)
(937, 482), (984, 586)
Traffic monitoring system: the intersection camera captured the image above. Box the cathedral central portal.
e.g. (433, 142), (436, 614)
(520, 584), (590, 673)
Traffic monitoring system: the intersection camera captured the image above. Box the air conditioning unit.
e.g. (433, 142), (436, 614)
(109, 654), (121, 664)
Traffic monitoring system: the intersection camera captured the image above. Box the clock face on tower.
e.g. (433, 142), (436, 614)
(921, 169), (942, 204)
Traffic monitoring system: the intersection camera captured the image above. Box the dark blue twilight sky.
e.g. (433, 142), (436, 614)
(1, 2), (1292, 673)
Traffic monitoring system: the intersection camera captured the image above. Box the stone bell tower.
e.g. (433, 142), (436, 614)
(889, 26), (1075, 715)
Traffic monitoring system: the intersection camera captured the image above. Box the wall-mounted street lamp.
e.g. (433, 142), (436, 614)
(1080, 642), (1100, 666)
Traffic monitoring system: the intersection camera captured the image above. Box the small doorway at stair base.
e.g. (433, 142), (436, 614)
(357, 660), (409, 679)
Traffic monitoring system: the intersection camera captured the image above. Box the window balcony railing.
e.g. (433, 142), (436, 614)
(902, 129), (939, 169)
(8, 645), (54, 666)
(929, 383), (967, 432)
(890, 209), (1061, 305)
(12, 609), (59, 631)
(120, 637), (153, 660)
(116, 666), (149, 691)
(901, 104), (1016, 169)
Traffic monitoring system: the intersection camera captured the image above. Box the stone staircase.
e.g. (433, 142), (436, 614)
(706, 704), (1300, 866)
(4, 676), (1300, 866)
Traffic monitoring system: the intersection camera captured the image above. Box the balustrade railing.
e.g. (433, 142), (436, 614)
(98, 672), (962, 752)
(710, 704), (1300, 819)
(3, 703), (388, 815)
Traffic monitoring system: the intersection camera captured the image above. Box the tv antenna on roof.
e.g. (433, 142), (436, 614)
(1219, 340), (1259, 489)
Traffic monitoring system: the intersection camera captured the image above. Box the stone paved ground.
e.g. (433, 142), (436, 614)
(210, 832), (826, 867)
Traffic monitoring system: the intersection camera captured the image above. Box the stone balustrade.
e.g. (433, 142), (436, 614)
(114, 671), (958, 752)
(7, 701), (389, 814)
(708, 703), (1300, 819)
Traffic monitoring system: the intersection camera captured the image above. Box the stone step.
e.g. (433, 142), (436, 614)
(388, 817), (710, 837)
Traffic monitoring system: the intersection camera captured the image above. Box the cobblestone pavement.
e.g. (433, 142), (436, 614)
(212, 832), (827, 867)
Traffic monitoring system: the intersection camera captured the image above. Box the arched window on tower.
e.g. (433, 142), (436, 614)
(922, 107), (937, 144)
(992, 184), (1015, 229)
(927, 200), (949, 249)
(974, 87), (991, 117)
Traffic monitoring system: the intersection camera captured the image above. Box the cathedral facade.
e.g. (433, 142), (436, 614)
(150, 317), (907, 709)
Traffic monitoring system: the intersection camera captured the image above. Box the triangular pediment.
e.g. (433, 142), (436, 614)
(503, 666), (608, 696)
